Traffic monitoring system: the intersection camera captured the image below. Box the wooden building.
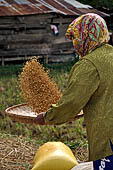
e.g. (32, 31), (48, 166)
(0, 0), (109, 65)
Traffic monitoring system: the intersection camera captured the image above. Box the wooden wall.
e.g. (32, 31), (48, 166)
(0, 13), (75, 65)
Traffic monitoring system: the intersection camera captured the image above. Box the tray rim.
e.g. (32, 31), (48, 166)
(5, 103), (37, 120)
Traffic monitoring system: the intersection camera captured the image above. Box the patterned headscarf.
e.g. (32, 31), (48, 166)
(66, 13), (110, 57)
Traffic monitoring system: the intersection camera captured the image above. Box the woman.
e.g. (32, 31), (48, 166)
(34, 13), (113, 169)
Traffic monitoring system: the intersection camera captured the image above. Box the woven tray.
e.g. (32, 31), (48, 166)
(5, 103), (84, 124)
(5, 103), (38, 124)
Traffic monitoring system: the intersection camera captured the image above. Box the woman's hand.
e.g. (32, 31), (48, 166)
(33, 112), (45, 125)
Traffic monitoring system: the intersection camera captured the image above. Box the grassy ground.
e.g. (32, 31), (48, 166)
(0, 62), (88, 169)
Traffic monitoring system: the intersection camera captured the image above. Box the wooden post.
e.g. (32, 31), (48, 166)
(44, 55), (48, 64)
(2, 56), (4, 66)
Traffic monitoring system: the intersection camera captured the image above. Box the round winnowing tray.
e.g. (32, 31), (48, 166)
(5, 103), (37, 124)
(5, 103), (84, 124)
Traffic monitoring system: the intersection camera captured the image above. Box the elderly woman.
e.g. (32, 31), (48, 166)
(34, 13), (113, 169)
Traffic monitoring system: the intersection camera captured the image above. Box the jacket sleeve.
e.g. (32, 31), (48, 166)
(44, 59), (100, 125)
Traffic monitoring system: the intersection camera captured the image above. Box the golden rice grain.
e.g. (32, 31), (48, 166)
(19, 58), (62, 114)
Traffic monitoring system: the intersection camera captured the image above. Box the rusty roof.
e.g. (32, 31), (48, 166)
(0, 0), (109, 17)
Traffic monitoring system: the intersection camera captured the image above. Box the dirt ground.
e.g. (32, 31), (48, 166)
(0, 134), (38, 170)
(0, 133), (88, 170)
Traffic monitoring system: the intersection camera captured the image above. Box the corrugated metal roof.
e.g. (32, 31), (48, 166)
(64, 0), (92, 9)
(0, 0), (109, 17)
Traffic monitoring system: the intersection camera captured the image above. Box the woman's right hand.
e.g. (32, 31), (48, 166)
(33, 112), (45, 125)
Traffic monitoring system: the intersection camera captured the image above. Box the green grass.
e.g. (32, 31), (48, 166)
(0, 62), (88, 153)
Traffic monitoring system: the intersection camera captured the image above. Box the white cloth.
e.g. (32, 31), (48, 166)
(71, 161), (93, 170)
(51, 25), (59, 35)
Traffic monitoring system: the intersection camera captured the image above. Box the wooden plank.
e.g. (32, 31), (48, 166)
(52, 37), (68, 44)
(48, 54), (75, 63)
(0, 56), (43, 61)
(0, 33), (51, 43)
(0, 14), (55, 24)
(49, 49), (74, 55)
(0, 30), (15, 35)
(0, 56), (31, 61)
(0, 16), (17, 24)
(0, 23), (25, 29)
(0, 40), (74, 56)
(51, 41), (73, 49)
(0, 26), (49, 35)
(0, 53), (75, 64)
(17, 13), (56, 22)
(0, 46), (74, 57)
(24, 23), (47, 29)
(0, 23), (47, 29)
(17, 17), (47, 25)
(0, 48), (51, 56)
(52, 17), (74, 24)
(0, 14), (72, 26)
(58, 24), (69, 36)
(59, 24), (69, 31)
(6, 43), (50, 50)
(59, 30), (68, 36)
(25, 29), (47, 34)
(49, 46), (74, 54)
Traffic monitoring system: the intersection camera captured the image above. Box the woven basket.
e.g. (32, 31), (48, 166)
(5, 103), (38, 124)
(5, 104), (84, 124)
(71, 161), (93, 170)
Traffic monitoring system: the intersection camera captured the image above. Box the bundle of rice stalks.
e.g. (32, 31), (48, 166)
(19, 58), (62, 114)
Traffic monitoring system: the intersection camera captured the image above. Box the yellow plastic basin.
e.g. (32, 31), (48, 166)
(31, 141), (78, 170)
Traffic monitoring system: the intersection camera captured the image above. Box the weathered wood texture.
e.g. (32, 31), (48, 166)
(0, 13), (75, 65)
(71, 162), (93, 170)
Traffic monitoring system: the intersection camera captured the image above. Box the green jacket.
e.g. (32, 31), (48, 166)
(44, 44), (113, 161)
